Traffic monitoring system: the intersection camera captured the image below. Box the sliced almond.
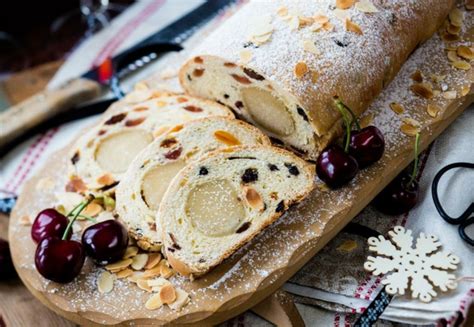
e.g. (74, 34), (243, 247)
(124, 90), (152, 104)
(452, 60), (472, 71)
(313, 14), (329, 25)
(402, 117), (421, 128)
(97, 173), (115, 186)
(105, 258), (133, 271)
(303, 40), (321, 55)
(355, 0), (379, 13)
(447, 50), (460, 62)
(115, 268), (134, 279)
(410, 83), (433, 99)
(426, 104), (441, 118)
(168, 289), (190, 311)
(142, 266), (162, 279)
(66, 176), (88, 193)
(359, 113), (374, 128)
(276, 6), (288, 17)
(148, 277), (171, 288)
(442, 91), (457, 99)
(159, 284), (177, 304)
(127, 271), (146, 283)
(298, 16), (314, 27)
(98, 271), (114, 294)
(214, 130), (241, 146)
(336, 0), (355, 10)
(337, 239), (358, 252)
(82, 202), (103, 217)
(131, 253), (149, 271)
(19, 215), (32, 226)
(448, 8), (463, 27)
(244, 187), (264, 211)
(461, 85), (470, 96)
(410, 70), (423, 83)
(457, 46), (474, 60)
(144, 253), (162, 270)
(322, 22), (334, 31)
(123, 246), (139, 259)
(345, 18), (363, 35)
(333, 9), (350, 21)
(159, 260), (175, 279)
(400, 123), (420, 137)
(447, 24), (461, 35)
(145, 293), (163, 310)
(294, 62), (309, 79)
(389, 102), (405, 115)
(240, 49), (253, 64)
(137, 279), (153, 292)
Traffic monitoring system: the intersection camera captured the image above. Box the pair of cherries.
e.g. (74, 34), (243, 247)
(316, 97), (385, 188)
(316, 97), (420, 215)
(32, 196), (128, 283)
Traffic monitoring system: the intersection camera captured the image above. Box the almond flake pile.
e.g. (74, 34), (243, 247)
(103, 245), (190, 311)
(248, 15), (274, 46)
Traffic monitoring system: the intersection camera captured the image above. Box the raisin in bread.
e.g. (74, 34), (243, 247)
(115, 117), (270, 251)
(179, 0), (453, 159)
(66, 94), (233, 192)
(158, 145), (315, 277)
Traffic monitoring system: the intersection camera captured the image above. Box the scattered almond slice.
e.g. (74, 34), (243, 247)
(137, 279), (153, 292)
(288, 16), (300, 30)
(323, 22), (334, 31)
(148, 277), (171, 288)
(82, 202), (103, 217)
(298, 16), (314, 27)
(448, 8), (463, 27)
(127, 271), (146, 283)
(142, 266), (161, 279)
(159, 260), (175, 278)
(124, 89), (152, 104)
(19, 215), (32, 226)
(333, 9), (350, 21)
(159, 284), (177, 304)
(310, 22), (324, 32)
(302, 40), (321, 55)
(244, 187), (264, 211)
(442, 91), (457, 99)
(115, 268), (134, 279)
(145, 253), (162, 270)
(336, 0), (355, 10)
(389, 102), (405, 115)
(105, 258), (133, 271)
(355, 0), (379, 13)
(451, 61), (471, 70)
(276, 6), (288, 17)
(313, 14), (329, 25)
(294, 62), (309, 79)
(359, 113), (374, 128)
(98, 271), (114, 294)
(447, 50), (460, 62)
(131, 253), (149, 271)
(239, 50), (253, 64)
(337, 239), (358, 252)
(214, 130), (241, 146)
(426, 104), (441, 118)
(410, 83), (434, 99)
(402, 117), (421, 128)
(145, 293), (164, 310)
(457, 46), (474, 60)
(96, 173), (115, 186)
(345, 18), (363, 35)
(134, 82), (149, 91)
(410, 70), (423, 83)
(447, 24), (461, 35)
(461, 85), (470, 96)
(168, 289), (190, 311)
(400, 123), (420, 137)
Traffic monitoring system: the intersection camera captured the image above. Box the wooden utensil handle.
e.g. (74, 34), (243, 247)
(0, 78), (101, 148)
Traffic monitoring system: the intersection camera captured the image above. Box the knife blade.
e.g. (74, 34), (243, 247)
(0, 0), (237, 150)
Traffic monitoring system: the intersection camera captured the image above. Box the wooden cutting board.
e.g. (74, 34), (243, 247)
(8, 8), (474, 326)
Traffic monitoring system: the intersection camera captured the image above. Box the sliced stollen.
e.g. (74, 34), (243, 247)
(158, 145), (315, 277)
(66, 94), (233, 192)
(115, 117), (270, 251)
(179, 0), (453, 159)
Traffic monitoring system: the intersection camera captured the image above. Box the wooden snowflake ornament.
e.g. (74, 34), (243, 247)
(364, 226), (460, 303)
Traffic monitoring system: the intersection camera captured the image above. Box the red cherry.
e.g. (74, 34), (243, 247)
(349, 126), (385, 168)
(373, 174), (419, 215)
(82, 220), (128, 264)
(316, 145), (359, 188)
(32, 209), (71, 243)
(0, 239), (16, 280)
(35, 237), (85, 283)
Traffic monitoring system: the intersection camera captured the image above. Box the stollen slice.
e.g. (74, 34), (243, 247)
(66, 94), (233, 192)
(115, 117), (270, 251)
(158, 145), (315, 277)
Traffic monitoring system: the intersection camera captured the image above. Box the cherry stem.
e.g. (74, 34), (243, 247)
(408, 132), (421, 187)
(62, 195), (94, 240)
(334, 98), (361, 131)
(334, 98), (353, 153)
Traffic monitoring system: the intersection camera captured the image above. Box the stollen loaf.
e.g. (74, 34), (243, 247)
(158, 146), (315, 277)
(66, 94), (233, 192)
(179, 0), (454, 159)
(115, 117), (270, 251)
